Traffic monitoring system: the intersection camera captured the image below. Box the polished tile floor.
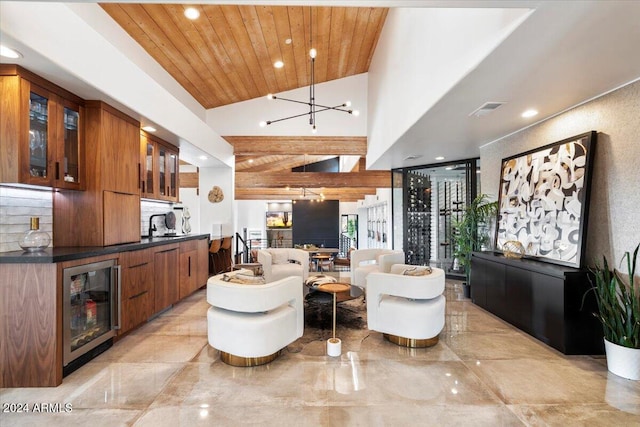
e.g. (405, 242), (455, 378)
(1, 279), (639, 426)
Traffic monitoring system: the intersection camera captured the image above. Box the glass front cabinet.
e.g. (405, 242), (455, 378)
(140, 130), (179, 202)
(0, 65), (84, 190)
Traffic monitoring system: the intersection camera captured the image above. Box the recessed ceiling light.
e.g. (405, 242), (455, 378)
(522, 109), (538, 118)
(0, 45), (23, 59)
(274, 60), (284, 69)
(141, 125), (156, 132)
(285, 38), (292, 45)
(199, 155), (208, 160)
(445, 167), (454, 170)
(435, 156), (445, 161)
(184, 7), (200, 20)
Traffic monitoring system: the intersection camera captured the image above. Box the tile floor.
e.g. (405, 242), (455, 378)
(1, 279), (639, 426)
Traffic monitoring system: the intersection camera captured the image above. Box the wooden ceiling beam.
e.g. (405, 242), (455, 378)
(226, 136), (367, 156)
(236, 171), (391, 188)
(235, 187), (377, 201)
(235, 154), (335, 172)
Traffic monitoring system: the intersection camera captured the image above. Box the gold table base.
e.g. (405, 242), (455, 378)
(220, 350), (281, 367)
(384, 333), (439, 348)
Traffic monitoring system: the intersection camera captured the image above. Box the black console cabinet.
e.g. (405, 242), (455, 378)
(470, 252), (603, 355)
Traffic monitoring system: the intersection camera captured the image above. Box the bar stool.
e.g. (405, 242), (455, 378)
(220, 236), (232, 272)
(209, 238), (222, 275)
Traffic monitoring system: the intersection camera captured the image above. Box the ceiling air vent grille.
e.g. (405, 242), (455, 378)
(469, 101), (505, 117)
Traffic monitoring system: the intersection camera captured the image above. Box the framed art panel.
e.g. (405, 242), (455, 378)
(495, 131), (597, 268)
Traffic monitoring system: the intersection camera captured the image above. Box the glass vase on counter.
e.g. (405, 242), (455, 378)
(19, 217), (51, 252)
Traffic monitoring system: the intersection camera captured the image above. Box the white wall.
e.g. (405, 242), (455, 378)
(366, 7), (531, 169)
(199, 167), (234, 238)
(480, 79), (640, 266)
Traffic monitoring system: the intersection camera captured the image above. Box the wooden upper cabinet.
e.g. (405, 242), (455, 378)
(140, 130), (179, 202)
(0, 65), (84, 190)
(54, 101), (141, 247)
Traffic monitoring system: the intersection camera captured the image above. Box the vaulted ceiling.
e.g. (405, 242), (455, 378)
(101, 3), (388, 201)
(101, 4), (387, 109)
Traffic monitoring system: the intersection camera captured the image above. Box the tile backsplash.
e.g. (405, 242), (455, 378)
(141, 200), (175, 237)
(0, 186), (53, 253)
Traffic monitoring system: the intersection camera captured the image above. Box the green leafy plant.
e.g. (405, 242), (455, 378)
(453, 194), (498, 284)
(586, 244), (640, 349)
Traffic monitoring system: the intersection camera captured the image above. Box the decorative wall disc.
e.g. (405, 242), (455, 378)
(208, 186), (224, 203)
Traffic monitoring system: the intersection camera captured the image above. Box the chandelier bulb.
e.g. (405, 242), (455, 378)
(309, 48), (317, 59)
(259, 121), (267, 127)
(266, 93), (274, 100)
(345, 101), (352, 107)
(311, 125), (317, 134)
(352, 110), (360, 117)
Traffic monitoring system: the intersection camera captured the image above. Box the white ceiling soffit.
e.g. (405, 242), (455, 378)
(369, 1), (640, 170)
(0, 2), (233, 169)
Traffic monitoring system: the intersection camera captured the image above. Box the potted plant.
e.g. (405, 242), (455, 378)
(586, 243), (640, 380)
(453, 194), (498, 297)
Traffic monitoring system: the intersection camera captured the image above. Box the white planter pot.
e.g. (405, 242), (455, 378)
(604, 338), (640, 380)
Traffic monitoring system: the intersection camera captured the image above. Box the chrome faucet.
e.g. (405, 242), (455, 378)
(148, 214), (166, 238)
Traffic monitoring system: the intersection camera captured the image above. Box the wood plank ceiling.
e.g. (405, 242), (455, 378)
(101, 4), (389, 201)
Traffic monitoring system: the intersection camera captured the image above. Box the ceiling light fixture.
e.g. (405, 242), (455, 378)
(199, 155), (208, 160)
(0, 45), (23, 59)
(274, 60), (284, 69)
(297, 187), (325, 201)
(184, 7), (200, 20)
(260, 7), (358, 133)
(522, 109), (538, 118)
(435, 156), (445, 161)
(141, 125), (157, 132)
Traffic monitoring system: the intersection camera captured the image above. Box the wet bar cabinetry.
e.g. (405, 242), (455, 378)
(120, 248), (155, 334)
(154, 243), (180, 313)
(0, 234), (210, 387)
(0, 64), (84, 190)
(179, 239), (209, 299)
(470, 252), (603, 354)
(140, 130), (179, 202)
(54, 101), (141, 247)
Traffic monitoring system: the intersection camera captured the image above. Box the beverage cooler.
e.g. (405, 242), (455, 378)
(63, 259), (120, 375)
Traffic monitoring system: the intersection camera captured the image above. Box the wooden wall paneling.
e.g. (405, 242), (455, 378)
(0, 263), (61, 387)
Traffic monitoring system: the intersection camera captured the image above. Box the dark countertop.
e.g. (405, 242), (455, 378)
(0, 233), (211, 264)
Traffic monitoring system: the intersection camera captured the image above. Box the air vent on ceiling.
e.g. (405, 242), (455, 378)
(469, 101), (505, 118)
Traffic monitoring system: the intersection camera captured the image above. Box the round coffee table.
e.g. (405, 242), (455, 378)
(316, 282), (351, 357)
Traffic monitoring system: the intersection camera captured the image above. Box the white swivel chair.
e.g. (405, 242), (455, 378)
(350, 249), (405, 294)
(367, 264), (445, 347)
(207, 273), (304, 366)
(257, 248), (309, 283)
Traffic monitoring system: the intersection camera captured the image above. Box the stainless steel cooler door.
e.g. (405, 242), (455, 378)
(63, 259), (120, 366)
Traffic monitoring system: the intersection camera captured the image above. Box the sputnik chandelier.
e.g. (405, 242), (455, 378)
(259, 7), (359, 133)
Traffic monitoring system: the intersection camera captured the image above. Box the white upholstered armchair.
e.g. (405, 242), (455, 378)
(366, 264), (445, 347)
(257, 248), (309, 283)
(207, 273), (304, 366)
(350, 249), (405, 292)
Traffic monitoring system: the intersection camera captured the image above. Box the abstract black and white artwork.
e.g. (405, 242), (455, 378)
(495, 131), (597, 268)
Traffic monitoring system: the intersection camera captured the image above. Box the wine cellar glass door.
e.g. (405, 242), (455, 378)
(397, 159), (478, 276)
